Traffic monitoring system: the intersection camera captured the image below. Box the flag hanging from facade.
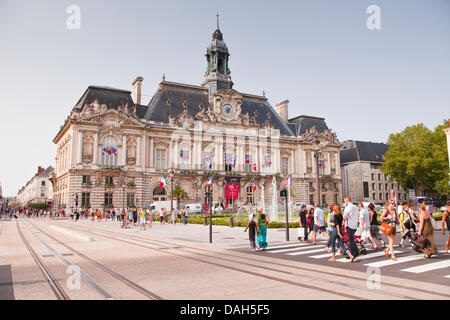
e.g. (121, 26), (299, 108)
(285, 177), (292, 187)
(160, 176), (167, 188)
(253, 178), (257, 192)
(318, 160), (326, 168)
(102, 146), (118, 156)
(232, 156), (236, 168)
(207, 176), (214, 186)
(253, 162), (257, 171)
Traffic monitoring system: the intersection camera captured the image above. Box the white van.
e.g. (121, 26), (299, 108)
(148, 200), (177, 214)
(186, 203), (202, 214)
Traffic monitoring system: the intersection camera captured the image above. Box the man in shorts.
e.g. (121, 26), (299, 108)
(312, 202), (329, 245)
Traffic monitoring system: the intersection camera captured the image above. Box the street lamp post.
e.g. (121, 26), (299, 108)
(170, 170), (174, 214)
(314, 139), (322, 207)
(209, 185), (212, 243)
(315, 152), (321, 207)
(122, 181), (126, 210)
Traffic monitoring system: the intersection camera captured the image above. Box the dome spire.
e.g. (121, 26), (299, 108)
(212, 13), (223, 40)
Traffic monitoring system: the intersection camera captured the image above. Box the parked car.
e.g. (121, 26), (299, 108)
(441, 205), (448, 213)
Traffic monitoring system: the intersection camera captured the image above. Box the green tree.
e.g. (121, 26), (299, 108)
(172, 186), (189, 209)
(381, 121), (449, 197)
(431, 121), (450, 196)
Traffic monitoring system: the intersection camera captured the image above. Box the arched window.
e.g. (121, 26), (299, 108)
(152, 187), (167, 202)
(101, 136), (118, 166)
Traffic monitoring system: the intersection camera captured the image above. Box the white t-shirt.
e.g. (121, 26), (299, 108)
(344, 203), (359, 229)
(359, 209), (371, 229)
(314, 207), (325, 226)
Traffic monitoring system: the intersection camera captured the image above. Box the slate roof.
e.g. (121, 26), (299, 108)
(288, 115), (329, 135)
(144, 81), (295, 136)
(38, 166), (54, 178)
(340, 140), (388, 164)
(70, 82), (342, 138)
(74, 86), (135, 112)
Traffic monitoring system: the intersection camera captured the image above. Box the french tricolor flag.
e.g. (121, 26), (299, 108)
(253, 178), (257, 192)
(286, 177), (292, 187)
(160, 176), (167, 188)
(207, 176), (214, 186)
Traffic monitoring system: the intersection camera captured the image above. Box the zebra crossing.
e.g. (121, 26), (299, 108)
(256, 240), (450, 280)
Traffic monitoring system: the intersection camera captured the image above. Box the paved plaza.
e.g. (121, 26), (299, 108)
(0, 217), (448, 300)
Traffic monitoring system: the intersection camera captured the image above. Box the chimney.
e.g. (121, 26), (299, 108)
(132, 76), (144, 105)
(276, 100), (289, 122)
(38, 166), (44, 174)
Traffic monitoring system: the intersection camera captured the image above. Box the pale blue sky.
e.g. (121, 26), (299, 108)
(0, 0), (449, 197)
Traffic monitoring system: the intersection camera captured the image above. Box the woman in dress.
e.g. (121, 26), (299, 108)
(415, 203), (437, 258)
(380, 201), (398, 261)
(256, 208), (269, 250)
(244, 213), (260, 252)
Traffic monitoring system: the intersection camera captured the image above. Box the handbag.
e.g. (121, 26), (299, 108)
(297, 227), (305, 238)
(380, 222), (394, 235)
(411, 234), (427, 250)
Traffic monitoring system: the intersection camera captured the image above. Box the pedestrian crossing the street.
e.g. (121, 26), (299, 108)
(245, 241), (450, 281)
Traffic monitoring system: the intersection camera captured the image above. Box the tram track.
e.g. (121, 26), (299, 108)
(26, 220), (163, 300)
(15, 219), (70, 300)
(62, 223), (370, 300)
(63, 222), (450, 300)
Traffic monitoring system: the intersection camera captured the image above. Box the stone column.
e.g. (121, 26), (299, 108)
(77, 131), (83, 164)
(174, 141), (179, 169)
(136, 136), (141, 167)
(290, 151), (295, 175)
(149, 137), (154, 168)
(93, 133), (98, 165)
(121, 135), (127, 166)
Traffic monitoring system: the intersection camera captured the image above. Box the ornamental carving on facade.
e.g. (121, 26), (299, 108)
(300, 126), (340, 147)
(212, 89), (243, 123)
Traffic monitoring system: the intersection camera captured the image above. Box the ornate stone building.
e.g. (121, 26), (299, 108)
(52, 20), (342, 213)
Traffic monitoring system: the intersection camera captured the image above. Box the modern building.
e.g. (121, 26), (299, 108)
(16, 166), (54, 206)
(52, 19), (343, 214)
(340, 140), (408, 205)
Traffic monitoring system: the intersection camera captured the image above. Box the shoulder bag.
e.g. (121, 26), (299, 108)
(380, 222), (394, 235)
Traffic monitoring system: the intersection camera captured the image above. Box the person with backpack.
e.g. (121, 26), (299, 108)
(399, 204), (418, 248)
